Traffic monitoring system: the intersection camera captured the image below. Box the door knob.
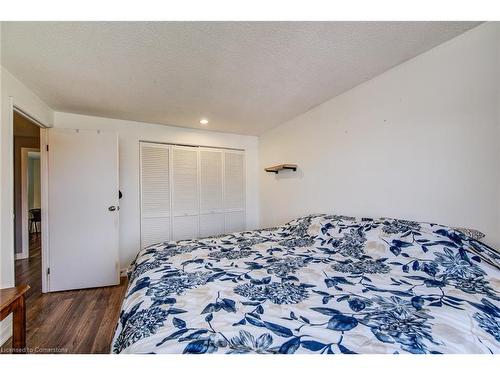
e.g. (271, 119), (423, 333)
(108, 206), (117, 212)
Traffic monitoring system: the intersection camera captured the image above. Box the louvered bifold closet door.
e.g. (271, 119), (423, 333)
(199, 148), (224, 237)
(140, 143), (171, 248)
(172, 146), (199, 240)
(224, 150), (246, 233)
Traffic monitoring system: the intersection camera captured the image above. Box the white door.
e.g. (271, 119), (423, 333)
(48, 128), (119, 292)
(172, 146), (199, 240)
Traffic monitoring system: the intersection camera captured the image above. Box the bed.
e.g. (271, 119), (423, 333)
(112, 214), (500, 354)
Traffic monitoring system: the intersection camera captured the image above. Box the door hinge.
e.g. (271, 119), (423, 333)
(47, 267), (50, 275)
(46, 145), (49, 151)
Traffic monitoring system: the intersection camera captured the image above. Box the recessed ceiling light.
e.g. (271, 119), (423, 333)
(200, 118), (209, 125)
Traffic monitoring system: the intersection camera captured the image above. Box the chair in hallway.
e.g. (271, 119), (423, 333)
(29, 208), (41, 234)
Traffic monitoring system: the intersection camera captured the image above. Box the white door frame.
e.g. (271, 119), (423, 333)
(40, 127), (49, 292)
(10, 100), (50, 293)
(18, 147), (40, 260)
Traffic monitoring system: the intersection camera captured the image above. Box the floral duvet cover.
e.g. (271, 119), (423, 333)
(112, 215), (500, 354)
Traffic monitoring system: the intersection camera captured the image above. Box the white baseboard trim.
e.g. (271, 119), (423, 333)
(120, 268), (129, 278)
(16, 252), (28, 260)
(0, 315), (12, 347)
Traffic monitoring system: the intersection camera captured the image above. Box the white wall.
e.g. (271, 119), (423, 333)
(29, 156), (41, 209)
(53, 112), (259, 268)
(260, 22), (500, 250)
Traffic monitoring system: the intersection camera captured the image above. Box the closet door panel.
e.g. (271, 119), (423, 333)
(171, 146), (199, 240)
(224, 151), (245, 210)
(172, 146), (199, 216)
(173, 215), (199, 241)
(200, 213), (225, 237)
(225, 210), (245, 233)
(141, 144), (170, 217)
(224, 151), (245, 233)
(199, 149), (223, 213)
(140, 143), (171, 248)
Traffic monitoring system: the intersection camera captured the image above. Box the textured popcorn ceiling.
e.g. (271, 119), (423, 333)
(2, 22), (480, 135)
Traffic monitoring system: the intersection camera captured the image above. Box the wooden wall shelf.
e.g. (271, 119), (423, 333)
(265, 164), (297, 174)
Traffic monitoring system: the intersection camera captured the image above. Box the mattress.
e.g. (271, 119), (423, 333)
(112, 214), (500, 354)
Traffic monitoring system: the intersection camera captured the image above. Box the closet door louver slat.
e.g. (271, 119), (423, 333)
(140, 143), (171, 248)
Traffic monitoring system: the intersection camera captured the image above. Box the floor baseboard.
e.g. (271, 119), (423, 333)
(120, 268), (129, 278)
(16, 253), (28, 260)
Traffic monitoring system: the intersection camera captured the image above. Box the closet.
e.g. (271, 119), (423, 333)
(140, 142), (245, 248)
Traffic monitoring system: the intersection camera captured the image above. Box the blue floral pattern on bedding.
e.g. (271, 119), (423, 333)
(112, 215), (500, 354)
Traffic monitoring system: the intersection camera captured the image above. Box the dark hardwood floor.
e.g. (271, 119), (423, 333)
(1, 234), (127, 354)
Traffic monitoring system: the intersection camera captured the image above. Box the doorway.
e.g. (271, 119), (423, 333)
(12, 110), (42, 297)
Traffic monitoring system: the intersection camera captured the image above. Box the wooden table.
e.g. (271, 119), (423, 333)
(0, 285), (30, 353)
